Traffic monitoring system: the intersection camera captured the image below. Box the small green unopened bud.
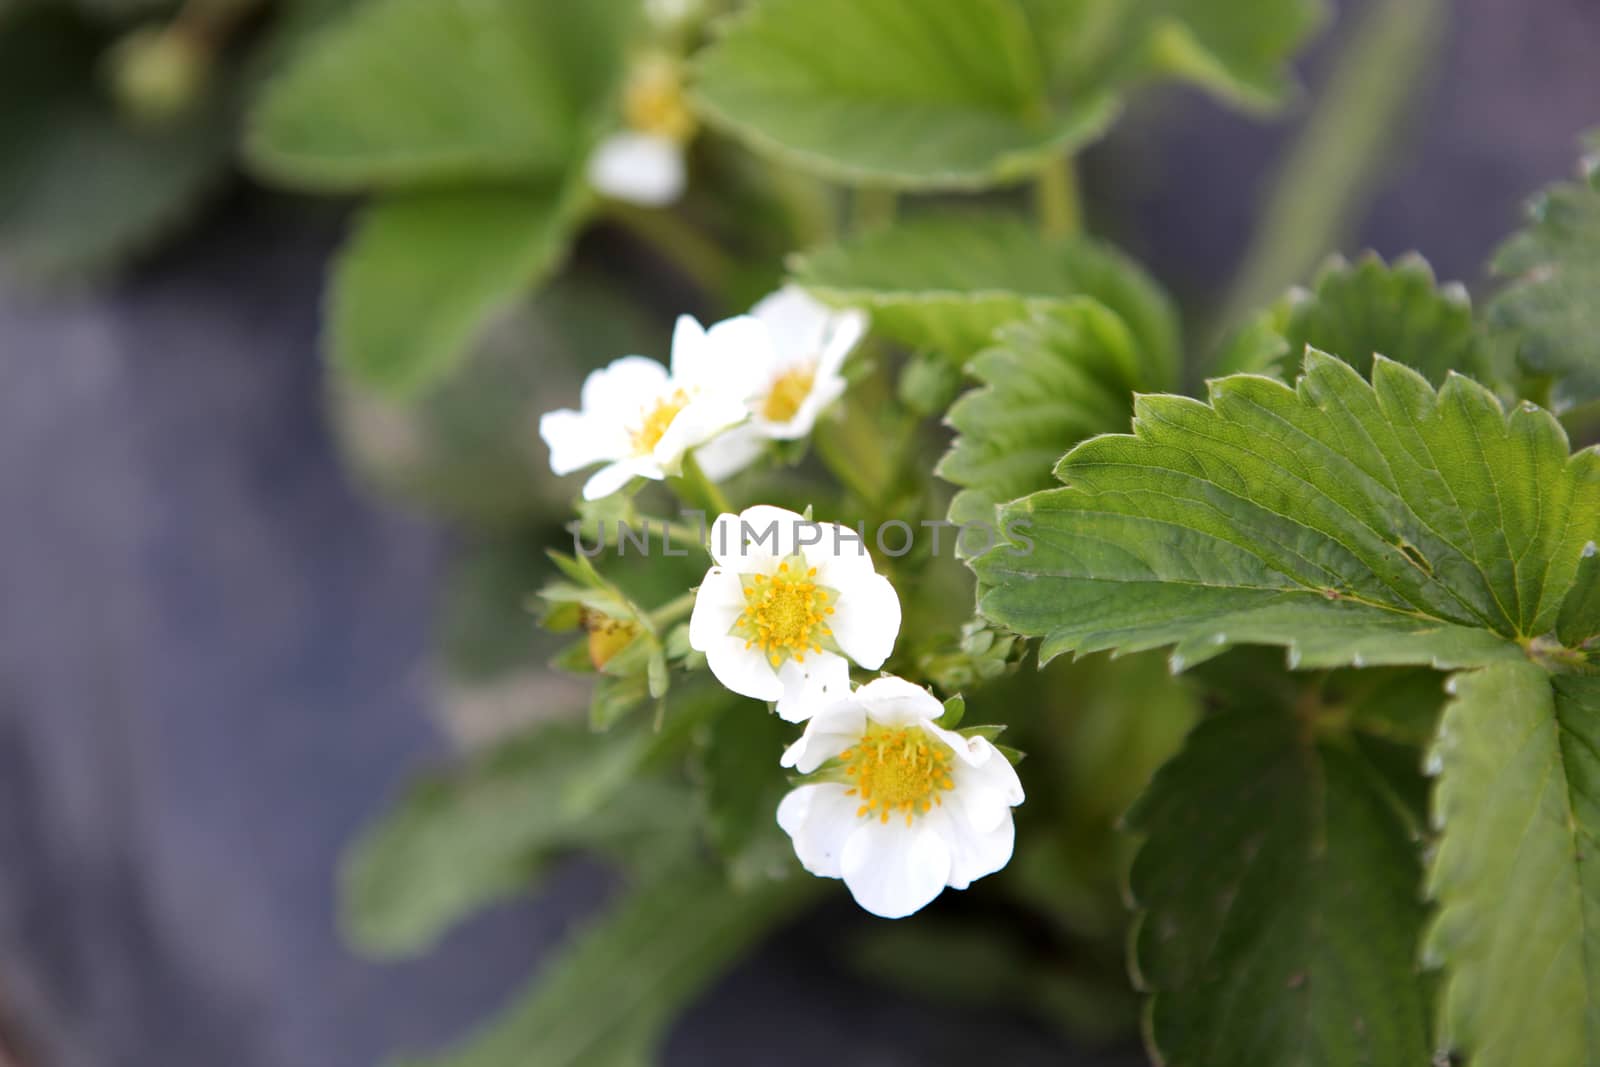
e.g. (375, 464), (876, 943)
(106, 27), (211, 126)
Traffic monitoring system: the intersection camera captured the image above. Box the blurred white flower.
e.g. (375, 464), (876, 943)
(588, 53), (694, 206)
(778, 676), (1024, 919)
(688, 505), (899, 720)
(644, 0), (701, 30)
(695, 288), (868, 479)
(539, 316), (765, 500)
(587, 132), (685, 207)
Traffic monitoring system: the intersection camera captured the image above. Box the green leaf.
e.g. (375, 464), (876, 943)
(0, 10), (231, 279)
(1558, 540), (1600, 650)
(328, 185), (581, 396)
(1215, 254), (1492, 387)
(696, 706), (798, 887)
(1020, 0), (1326, 112)
(1425, 662), (1600, 1067)
(975, 351), (1600, 670)
(341, 722), (695, 958)
(590, 672), (651, 730)
(1126, 695), (1432, 1066)
(1275, 253), (1493, 386)
(246, 0), (631, 191)
(691, 0), (1117, 190)
(938, 300), (1144, 532)
(1488, 134), (1600, 409)
(1140, 0), (1328, 111)
(791, 213), (1179, 369)
(329, 274), (661, 525)
(400, 862), (814, 1067)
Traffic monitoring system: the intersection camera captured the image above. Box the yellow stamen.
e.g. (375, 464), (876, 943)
(630, 389), (689, 455)
(733, 553), (836, 665)
(623, 56), (695, 142)
(841, 723), (956, 825)
(762, 362), (817, 423)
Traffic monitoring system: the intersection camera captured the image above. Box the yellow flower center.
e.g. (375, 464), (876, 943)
(631, 389), (689, 455)
(842, 724), (956, 826)
(735, 555), (836, 666)
(623, 57), (696, 142)
(761, 362), (816, 423)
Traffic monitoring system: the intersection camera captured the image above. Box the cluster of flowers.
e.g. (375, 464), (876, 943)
(539, 291), (1024, 919)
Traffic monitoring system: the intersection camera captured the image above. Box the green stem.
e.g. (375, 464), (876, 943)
(768, 164), (838, 247)
(651, 590), (697, 628)
(602, 200), (736, 301)
(1035, 155), (1082, 238)
(1208, 0), (1448, 353)
(814, 429), (880, 504)
(851, 186), (898, 233)
(669, 451), (732, 517)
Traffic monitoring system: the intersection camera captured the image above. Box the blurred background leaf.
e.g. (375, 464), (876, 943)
(327, 184), (586, 395)
(0, 8), (233, 279)
(398, 861), (817, 1067)
(1223, 251), (1492, 384)
(791, 213), (1177, 367)
(341, 719), (697, 959)
(1488, 132), (1600, 410)
(246, 0), (633, 190)
(327, 273), (660, 527)
(693, 0), (1119, 189)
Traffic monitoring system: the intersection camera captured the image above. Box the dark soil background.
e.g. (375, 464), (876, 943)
(1, 1), (1595, 1064)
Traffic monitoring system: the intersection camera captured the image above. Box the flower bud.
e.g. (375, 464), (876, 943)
(583, 611), (640, 670)
(106, 27), (211, 126)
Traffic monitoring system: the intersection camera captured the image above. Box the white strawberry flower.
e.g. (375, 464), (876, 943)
(538, 316), (764, 500)
(695, 287), (868, 480)
(588, 53), (694, 207)
(688, 505), (900, 721)
(777, 676), (1024, 919)
(644, 0), (701, 29)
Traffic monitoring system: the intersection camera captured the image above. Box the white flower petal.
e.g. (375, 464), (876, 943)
(816, 307), (867, 380)
(708, 504), (806, 568)
(668, 315), (708, 380)
(700, 314), (782, 391)
(688, 566), (745, 652)
(582, 456), (659, 500)
(751, 286), (832, 364)
(651, 392), (748, 473)
(853, 676), (943, 727)
(539, 409), (625, 475)
(781, 698), (867, 771)
(700, 633), (783, 702)
(587, 132), (685, 207)
(802, 522), (875, 585)
(645, 0), (699, 28)
(841, 819), (952, 919)
(693, 423), (765, 481)
(777, 783), (860, 879)
(925, 803), (1015, 890)
(580, 354), (671, 420)
(774, 651), (852, 723)
(950, 742), (1026, 834)
(925, 722), (996, 768)
(828, 572), (901, 670)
